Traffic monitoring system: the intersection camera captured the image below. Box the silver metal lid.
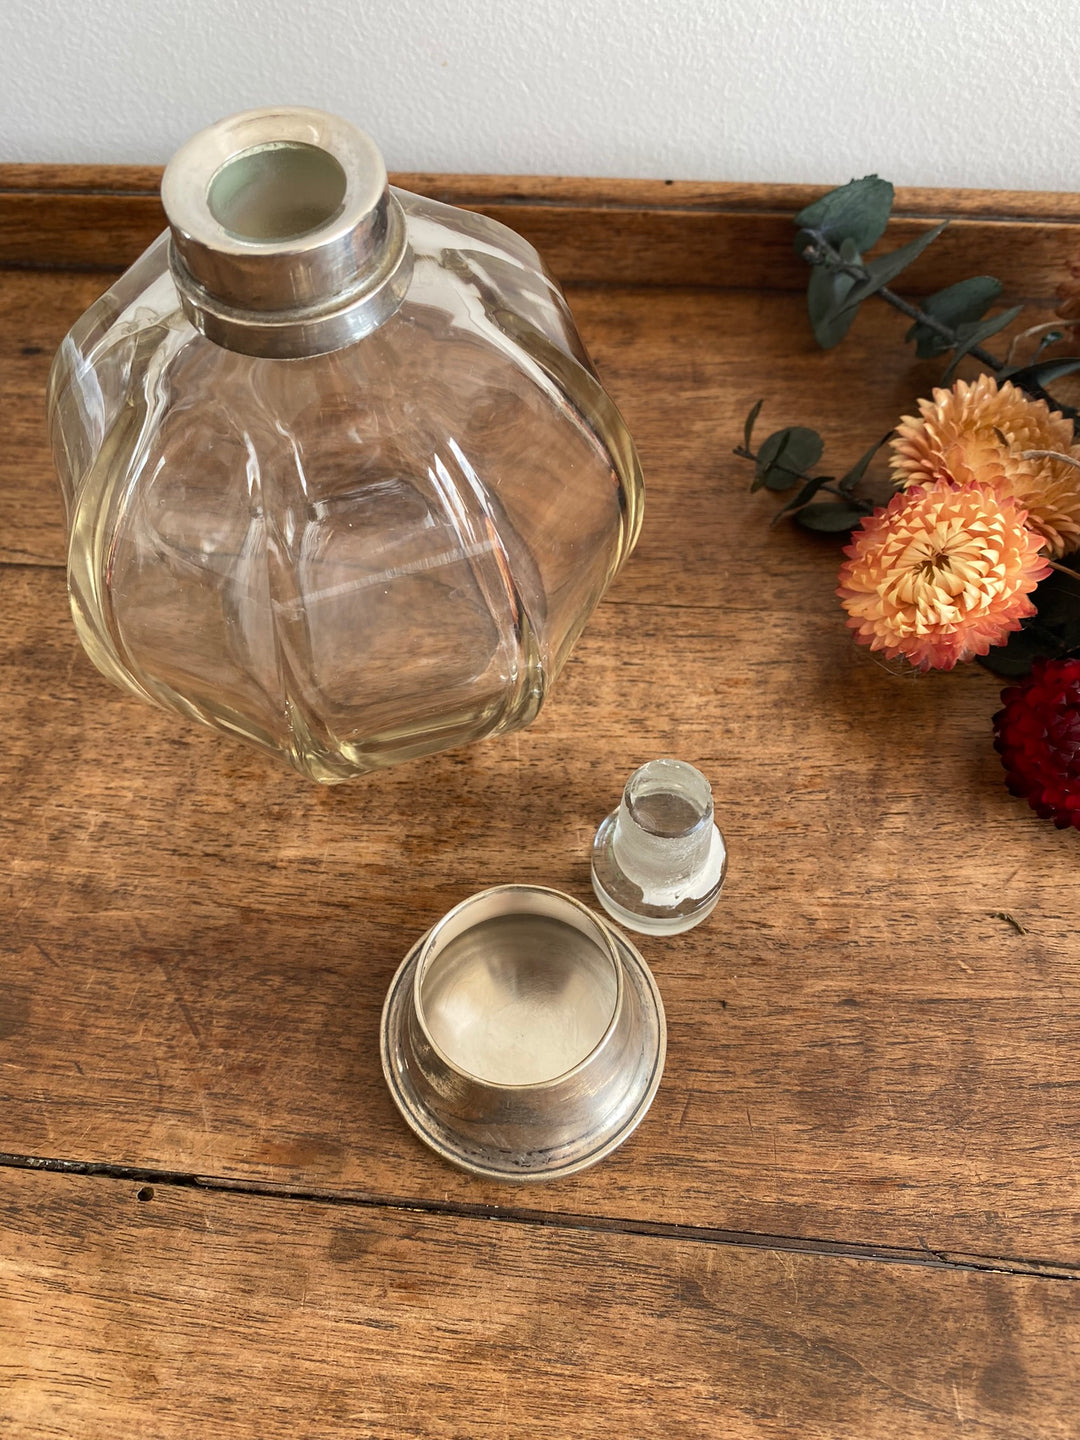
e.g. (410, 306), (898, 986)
(380, 885), (666, 1181)
(161, 107), (412, 359)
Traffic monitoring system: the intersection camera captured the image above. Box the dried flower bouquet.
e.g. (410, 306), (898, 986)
(737, 177), (1080, 828)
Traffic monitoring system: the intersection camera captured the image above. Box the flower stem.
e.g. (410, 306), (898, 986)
(819, 481), (875, 512)
(801, 233), (1074, 416)
(1021, 449), (1080, 472)
(820, 249), (1004, 368)
(874, 284), (1070, 415)
(875, 284), (1001, 369)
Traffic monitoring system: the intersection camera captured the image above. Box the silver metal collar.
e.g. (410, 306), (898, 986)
(161, 107), (411, 359)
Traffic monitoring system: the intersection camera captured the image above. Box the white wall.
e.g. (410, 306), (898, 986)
(3, 0), (1077, 191)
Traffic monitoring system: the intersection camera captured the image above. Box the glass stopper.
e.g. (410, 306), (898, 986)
(591, 759), (727, 936)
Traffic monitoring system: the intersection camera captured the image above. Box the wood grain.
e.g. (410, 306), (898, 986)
(2, 166), (1079, 293)
(2, 1166), (1077, 1439)
(6, 163), (1080, 218)
(6, 173), (1080, 1439)
(3, 267), (1080, 1264)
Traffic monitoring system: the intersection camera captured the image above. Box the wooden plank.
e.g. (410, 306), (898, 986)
(6, 163), (1080, 220)
(0, 163), (165, 192)
(0, 270), (76, 566)
(0, 266), (1066, 570)
(2, 165), (1079, 292)
(1, 1166), (1076, 1439)
(3, 273), (1080, 1262)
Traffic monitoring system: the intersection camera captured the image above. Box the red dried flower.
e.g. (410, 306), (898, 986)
(993, 658), (1080, 829)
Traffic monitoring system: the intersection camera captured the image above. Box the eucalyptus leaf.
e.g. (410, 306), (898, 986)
(905, 276), (1003, 360)
(838, 221), (948, 313)
(941, 305), (1022, 382)
(839, 433), (892, 495)
(794, 176), (895, 251)
(1003, 356), (1080, 389)
(977, 623), (1054, 678)
(793, 227), (819, 262)
(743, 398), (764, 450)
(753, 426), (824, 491)
(1023, 565), (1080, 648)
(795, 501), (867, 534)
(977, 567), (1080, 676)
(906, 329), (952, 362)
(1033, 330), (1065, 362)
(775, 473), (830, 519)
(807, 266), (860, 349)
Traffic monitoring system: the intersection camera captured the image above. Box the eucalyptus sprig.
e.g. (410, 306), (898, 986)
(734, 401), (885, 532)
(740, 175), (1080, 539)
(793, 175), (1080, 416)
(737, 175), (1080, 680)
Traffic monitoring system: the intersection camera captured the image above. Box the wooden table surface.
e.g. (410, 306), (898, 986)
(2, 170), (1078, 1438)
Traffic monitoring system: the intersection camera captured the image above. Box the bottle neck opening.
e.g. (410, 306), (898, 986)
(207, 142), (348, 242)
(162, 107), (411, 359)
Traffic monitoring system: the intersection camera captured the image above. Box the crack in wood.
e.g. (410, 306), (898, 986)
(1, 1149), (1076, 1282)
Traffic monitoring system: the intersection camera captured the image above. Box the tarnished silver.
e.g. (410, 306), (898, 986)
(161, 106), (412, 358)
(380, 885), (666, 1181)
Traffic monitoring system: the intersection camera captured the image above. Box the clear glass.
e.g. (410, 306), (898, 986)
(47, 189), (643, 781)
(591, 759), (727, 935)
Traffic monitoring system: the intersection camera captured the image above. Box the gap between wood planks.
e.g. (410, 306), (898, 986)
(1, 1149), (1076, 1283)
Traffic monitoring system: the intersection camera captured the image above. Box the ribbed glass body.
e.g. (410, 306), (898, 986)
(47, 183), (642, 781)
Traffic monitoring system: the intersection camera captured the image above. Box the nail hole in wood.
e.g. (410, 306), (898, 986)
(136, 1185), (155, 1202)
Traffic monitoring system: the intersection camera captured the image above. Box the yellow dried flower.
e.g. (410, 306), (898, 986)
(837, 479), (1051, 671)
(890, 374), (1080, 557)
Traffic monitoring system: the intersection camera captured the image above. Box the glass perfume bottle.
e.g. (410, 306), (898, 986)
(47, 107), (643, 781)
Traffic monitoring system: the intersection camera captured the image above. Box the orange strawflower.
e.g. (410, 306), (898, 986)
(837, 479), (1051, 671)
(890, 374), (1080, 557)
